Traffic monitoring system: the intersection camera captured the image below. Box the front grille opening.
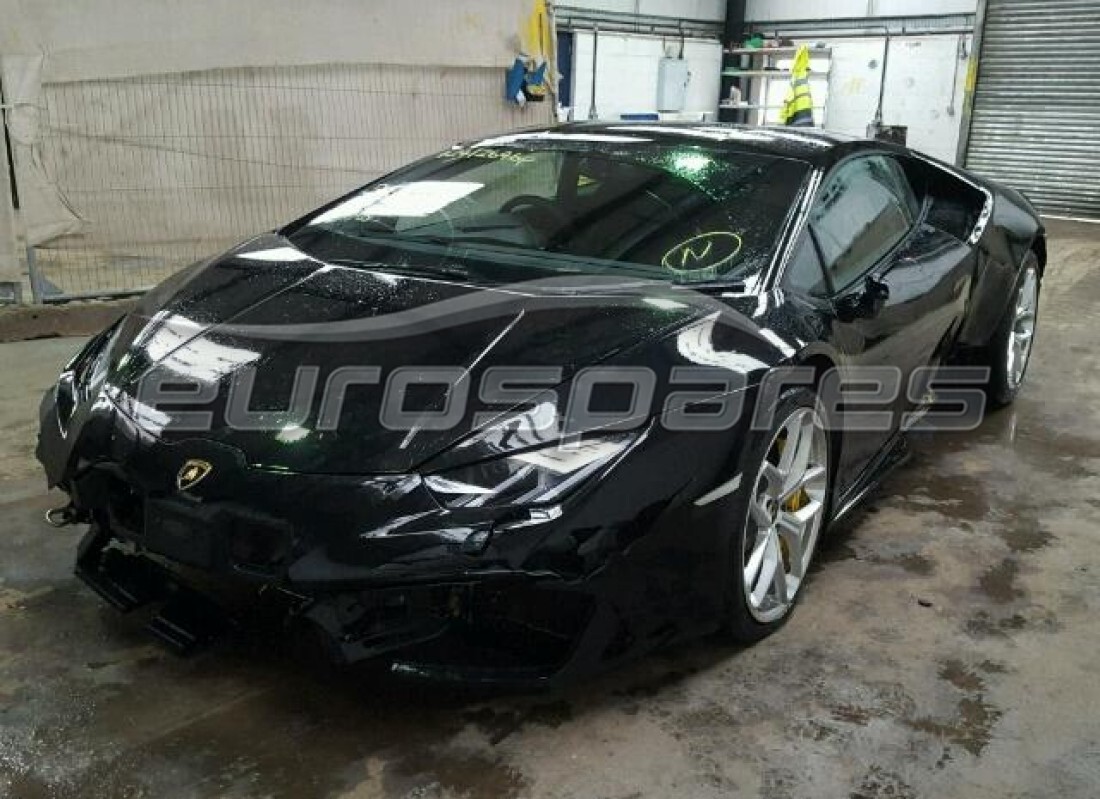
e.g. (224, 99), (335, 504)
(396, 583), (595, 672)
(106, 477), (145, 537)
(459, 584), (592, 666)
(229, 520), (292, 573)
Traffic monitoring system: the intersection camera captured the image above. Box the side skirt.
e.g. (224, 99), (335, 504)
(827, 432), (911, 528)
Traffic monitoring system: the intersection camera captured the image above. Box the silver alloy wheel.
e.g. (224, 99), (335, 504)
(1006, 266), (1039, 390)
(743, 406), (829, 623)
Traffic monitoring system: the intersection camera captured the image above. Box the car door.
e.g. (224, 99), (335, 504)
(801, 154), (941, 496)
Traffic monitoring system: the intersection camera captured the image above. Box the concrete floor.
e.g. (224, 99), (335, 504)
(2, 220), (1099, 799)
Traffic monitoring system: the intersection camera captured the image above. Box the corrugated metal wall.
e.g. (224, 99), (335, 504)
(965, 0), (1100, 218)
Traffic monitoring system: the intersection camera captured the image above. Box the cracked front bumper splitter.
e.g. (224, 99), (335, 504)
(69, 523), (615, 688)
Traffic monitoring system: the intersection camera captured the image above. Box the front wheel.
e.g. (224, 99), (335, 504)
(983, 254), (1041, 408)
(726, 388), (831, 643)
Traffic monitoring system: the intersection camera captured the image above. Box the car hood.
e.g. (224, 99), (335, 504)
(102, 234), (764, 474)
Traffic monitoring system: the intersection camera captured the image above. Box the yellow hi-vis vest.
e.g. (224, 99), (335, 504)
(780, 45), (814, 127)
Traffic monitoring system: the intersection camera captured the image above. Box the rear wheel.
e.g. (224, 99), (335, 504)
(727, 388), (831, 642)
(983, 254), (1041, 408)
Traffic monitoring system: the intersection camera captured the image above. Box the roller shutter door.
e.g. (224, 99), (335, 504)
(965, 0), (1100, 218)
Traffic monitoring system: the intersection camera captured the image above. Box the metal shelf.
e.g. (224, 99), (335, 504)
(719, 103), (827, 110)
(721, 69), (796, 77)
(724, 46), (832, 57)
(719, 42), (833, 127)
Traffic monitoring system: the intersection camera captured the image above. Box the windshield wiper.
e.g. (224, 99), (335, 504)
(671, 279), (748, 293)
(326, 258), (472, 281)
(401, 233), (526, 250)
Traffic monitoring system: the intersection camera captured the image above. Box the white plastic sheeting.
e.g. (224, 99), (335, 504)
(1, 54), (83, 248)
(0, 0), (551, 297)
(0, 106), (16, 285)
(32, 63), (547, 296)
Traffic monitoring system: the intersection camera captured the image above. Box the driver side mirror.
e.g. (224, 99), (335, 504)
(837, 275), (890, 321)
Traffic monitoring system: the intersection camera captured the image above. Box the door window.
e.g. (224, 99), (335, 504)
(808, 156), (919, 292)
(783, 234), (828, 296)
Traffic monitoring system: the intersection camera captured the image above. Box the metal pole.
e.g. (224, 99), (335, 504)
(25, 243), (44, 302)
(720, 0), (748, 124)
(753, 12), (977, 32)
(0, 83), (20, 212)
(871, 28), (891, 132)
(588, 24), (599, 120)
(955, 0), (989, 167)
(0, 70), (27, 303)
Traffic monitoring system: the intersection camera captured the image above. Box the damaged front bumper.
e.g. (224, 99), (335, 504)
(72, 520), (605, 686)
(36, 386), (678, 687)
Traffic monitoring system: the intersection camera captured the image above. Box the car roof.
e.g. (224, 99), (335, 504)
(464, 122), (873, 166)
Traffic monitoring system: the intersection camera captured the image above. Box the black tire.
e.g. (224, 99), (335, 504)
(981, 252), (1041, 409)
(725, 386), (831, 644)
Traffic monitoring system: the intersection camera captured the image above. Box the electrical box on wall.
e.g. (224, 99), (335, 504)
(656, 58), (690, 112)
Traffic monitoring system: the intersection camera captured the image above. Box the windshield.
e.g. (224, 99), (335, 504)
(286, 139), (810, 285)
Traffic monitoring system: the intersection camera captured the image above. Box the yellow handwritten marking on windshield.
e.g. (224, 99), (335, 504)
(661, 232), (743, 273)
(437, 147), (535, 166)
(679, 239), (713, 268)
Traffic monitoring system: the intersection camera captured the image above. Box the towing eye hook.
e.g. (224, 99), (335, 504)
(45, 504), (83, 528)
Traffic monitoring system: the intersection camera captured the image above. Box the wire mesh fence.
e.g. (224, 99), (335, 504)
(30, 62), (540, 299)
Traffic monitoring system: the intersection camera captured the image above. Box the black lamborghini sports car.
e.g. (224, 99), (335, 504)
(37, 124), (1044, 684)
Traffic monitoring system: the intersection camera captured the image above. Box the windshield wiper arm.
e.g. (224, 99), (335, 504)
(401, 234), (526, 251)
(326, 258), (472, 281)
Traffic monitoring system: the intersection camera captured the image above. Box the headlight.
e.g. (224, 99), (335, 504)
(56, 320), (122, 432)
(74, 320), (123, 398)
(424, 433), (637, 509)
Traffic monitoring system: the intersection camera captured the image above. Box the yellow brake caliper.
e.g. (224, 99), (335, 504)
(774, 433), (808, 571)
